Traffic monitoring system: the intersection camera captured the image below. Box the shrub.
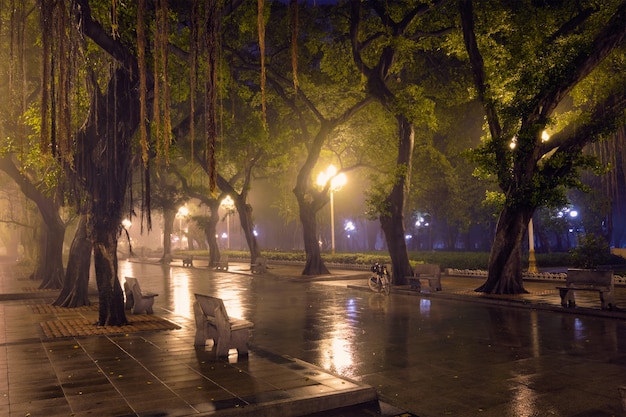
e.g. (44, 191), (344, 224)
(569, 233), (611, 269)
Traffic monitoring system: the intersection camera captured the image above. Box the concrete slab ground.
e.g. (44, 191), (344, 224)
(1, 258), (625, 417)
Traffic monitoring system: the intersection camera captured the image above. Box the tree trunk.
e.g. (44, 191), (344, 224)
(206, 199), (221, 266)
(300, 201), (329, 275)
(237, 202), (262, 263)
(0, 156), (65, 289)
(476, 205), (531, 294)
(379, 115), (414, 285)
(53, 215), (92, 307)
(161, 207), (175, 263)
(34, 217), (65, 289)
(93, 235), (127, 326)
(76, 68), (139, 326)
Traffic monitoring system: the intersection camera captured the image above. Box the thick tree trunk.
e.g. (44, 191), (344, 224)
(76, 68), (139, 326)
(54, 215), (92, 307)
(35, 218), (65, 289)
(0, 157), (65, 288)
(161, 208), (175, 263)
(380, 115), (414, 285)
(476, 205), (531, 294)
(237, 202), (262, 263)
(301, 201), (329, 275)
(93, 235), (127, 326)
(206, 200), (221, 266)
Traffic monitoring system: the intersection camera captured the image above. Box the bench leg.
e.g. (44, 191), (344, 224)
(132, 297), (155, 314)
(231, 329), (250, 355)
(599, 292), (616, 310)
(559, 289), (575, 308)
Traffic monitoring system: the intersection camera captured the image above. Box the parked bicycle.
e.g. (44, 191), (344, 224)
(368, 262), (391, 295)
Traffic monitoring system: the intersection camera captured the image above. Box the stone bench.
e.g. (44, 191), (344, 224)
(556, 269), (615, 310)
(124, 277), (158, 314)
(251, 256), (267, 274)
(182, 255), (193, 267)
(214, 255), (229, 271)
(407, 264), (441, 291)
(193, 293), (254, 357)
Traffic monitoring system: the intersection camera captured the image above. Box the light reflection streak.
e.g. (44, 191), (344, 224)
(319, 299), (356, 377)
(172, 270), (191, 316)
(574, 318), (585, 342)
(510, 374), (539, 417)
(215, 285), (246, 320)
(420, 299), (431, 316)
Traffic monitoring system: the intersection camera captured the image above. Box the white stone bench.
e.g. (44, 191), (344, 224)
(182, 255), (193, 267)
(556, 269), (615, 310)
(407, 264), (441, 291)
(193, 293), (253, 357)
(123, 277), (158, 314)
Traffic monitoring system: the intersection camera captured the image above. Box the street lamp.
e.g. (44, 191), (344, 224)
(316, 165), (347, 255)
(221, 196), (235, 250)
(176, 206), (189, 250)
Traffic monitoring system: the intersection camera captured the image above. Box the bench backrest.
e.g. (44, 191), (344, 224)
(125, 277), (143, 295)
(413, 264), (440, 277)
(566, 269), (613, 287)
(195, 293), (230, 322)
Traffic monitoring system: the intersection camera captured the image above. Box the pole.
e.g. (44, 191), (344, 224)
(227, 213), (230, 250)
(528, 219), (538, 273)
(179, 217), (183, 250)
(330, 189), (335, 255)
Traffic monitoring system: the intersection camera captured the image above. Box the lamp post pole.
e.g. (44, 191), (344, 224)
(330, 189), (335, 255)
(317, 165), (347, 255)
(528, 219), (538, 273)
(221, 196), (235, 251)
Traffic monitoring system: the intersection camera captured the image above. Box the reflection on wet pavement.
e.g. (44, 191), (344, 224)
(123, 261), (626, 417)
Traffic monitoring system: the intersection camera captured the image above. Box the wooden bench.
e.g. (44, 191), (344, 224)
(407, 264), (442, 291)
(182, 255), (194, 267)
(123, 277), (158, 314)
(557, 269), (615, 310)
(214, 255), (229, 271)
(251, 256), (267, 274)
(193, 293), (254, 356)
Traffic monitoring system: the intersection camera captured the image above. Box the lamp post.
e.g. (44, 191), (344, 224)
(176, 206), (189, 250)
(528, 218), (538, 273)
(316, 165), (347, 255)
(221, 196), (235, 250)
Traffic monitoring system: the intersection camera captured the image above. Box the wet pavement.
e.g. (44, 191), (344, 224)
(1, 258), (625, 417)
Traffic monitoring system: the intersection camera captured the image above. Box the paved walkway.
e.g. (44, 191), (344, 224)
(1, 258), (625, 417)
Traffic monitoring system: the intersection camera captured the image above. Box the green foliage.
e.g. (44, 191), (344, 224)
(180, 248), (626, 271)
(569, 233), (612, 269)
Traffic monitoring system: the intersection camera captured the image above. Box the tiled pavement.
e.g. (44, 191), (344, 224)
(1, 259), (626, 417)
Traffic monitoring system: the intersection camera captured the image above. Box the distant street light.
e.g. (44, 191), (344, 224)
(316, 165), (347, 255)
(176, 206), (189, 250)
(221, 196), (235, 250)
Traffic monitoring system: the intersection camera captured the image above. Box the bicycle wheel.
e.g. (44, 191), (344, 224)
(368, 275), (381, 292)
(381, 276), (390, 295)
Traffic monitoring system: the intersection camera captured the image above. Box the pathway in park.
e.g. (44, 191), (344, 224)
(0, 258), (625, 417)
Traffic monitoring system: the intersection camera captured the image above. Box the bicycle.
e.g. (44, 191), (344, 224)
(368, 262), (391, 295)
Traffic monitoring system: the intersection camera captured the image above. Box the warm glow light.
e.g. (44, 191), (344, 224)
(122, 218), (132, 229)
(221, 195), (235, 210)
(541, 130), (550, 142)
(177, 206), (189, 218)
(316, 164), (347, 190)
